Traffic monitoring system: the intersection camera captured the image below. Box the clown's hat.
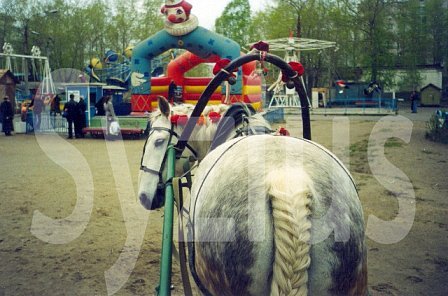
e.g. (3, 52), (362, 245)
(165, 0), (183, 7)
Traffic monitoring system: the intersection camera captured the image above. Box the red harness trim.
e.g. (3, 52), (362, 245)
(171, 114), (189, 126)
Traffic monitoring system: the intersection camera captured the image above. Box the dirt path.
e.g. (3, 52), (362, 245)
(0, 108), (447, 295)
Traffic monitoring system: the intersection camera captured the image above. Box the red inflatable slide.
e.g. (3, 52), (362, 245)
(131, 51), (262, 112)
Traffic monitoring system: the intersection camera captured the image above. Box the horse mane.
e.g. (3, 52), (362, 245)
(150, 104), (226, 123)
(149, 103), (194, 124)
(149, 103), (230, 145)
(149, 102), (271, 158)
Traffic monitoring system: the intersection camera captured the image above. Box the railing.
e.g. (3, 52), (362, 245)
(26, 112), (68, 133)
(326, 97), (398, 111)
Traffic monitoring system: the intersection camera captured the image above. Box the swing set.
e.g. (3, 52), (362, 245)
(1, 42), (55, 99)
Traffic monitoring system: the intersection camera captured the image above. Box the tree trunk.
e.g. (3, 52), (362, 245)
(24, 22), (29, 54)
(296, 13), (301, 38)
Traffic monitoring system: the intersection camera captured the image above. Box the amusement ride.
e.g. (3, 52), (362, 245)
(249, 36), (336, 109)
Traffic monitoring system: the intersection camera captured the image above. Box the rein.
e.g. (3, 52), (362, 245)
(140, 122), (198, 295)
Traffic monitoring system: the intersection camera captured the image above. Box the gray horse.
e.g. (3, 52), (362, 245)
(138, 97), (367, 295)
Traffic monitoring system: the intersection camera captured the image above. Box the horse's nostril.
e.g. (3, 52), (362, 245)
(139, 192), (147, 203)
(139, 191), (163, 210)
(139, 193), (151, 210)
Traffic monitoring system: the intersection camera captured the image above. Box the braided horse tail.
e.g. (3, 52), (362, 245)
(266, 166), (313, 296)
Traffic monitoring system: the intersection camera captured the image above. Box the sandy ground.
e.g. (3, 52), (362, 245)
(0, 106), (447, 295)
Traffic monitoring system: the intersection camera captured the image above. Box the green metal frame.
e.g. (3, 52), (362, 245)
(156, 145), (176, 296)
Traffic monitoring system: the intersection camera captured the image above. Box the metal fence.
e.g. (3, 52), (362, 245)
(26, 112), (68, 134)
(326, 97), (398, 110)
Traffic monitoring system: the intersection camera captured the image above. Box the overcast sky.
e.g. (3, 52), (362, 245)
(188, 0), (272, 29)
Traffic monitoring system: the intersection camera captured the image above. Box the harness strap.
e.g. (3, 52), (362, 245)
(233, 125), (274, 139)
(175, 142), (198, 160)
(187, 137), (248, 296)
(173, 177), (193, 296)
(171, 241), (180, 262)
(139, 126), (176, 179)
(140, 124), (198, 192)
(187, 226), (213, 296)
(139, 165), (160, 176)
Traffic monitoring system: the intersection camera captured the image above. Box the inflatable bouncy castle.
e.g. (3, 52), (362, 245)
(130, 0), (262, 112)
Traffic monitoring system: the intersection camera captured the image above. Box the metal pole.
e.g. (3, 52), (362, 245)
(23, 57), (30, 96)
(157, 145), (176, 296)
(0, 52), (50, 60)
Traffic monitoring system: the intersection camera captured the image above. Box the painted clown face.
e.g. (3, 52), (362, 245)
(165, 6), (187, 24)
(160, 0), (197, 36)
(162, 6), (189, 23)
(161, 0), (193, 24)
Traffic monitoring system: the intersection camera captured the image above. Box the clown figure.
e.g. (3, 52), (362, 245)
(131, 0), (241, 97)
(160, 0), (198, 36)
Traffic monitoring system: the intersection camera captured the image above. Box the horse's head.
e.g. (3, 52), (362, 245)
(138, 96), (179, 210)
(137, 99), (264, 210)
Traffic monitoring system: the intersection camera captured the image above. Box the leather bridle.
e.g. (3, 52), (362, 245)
(140, 123), (198, 197)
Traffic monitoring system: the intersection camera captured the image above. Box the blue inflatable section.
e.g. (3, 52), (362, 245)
(131, 26), (241, 95)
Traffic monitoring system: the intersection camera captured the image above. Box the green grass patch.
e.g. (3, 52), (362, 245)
(349, 139), (368, 154)
(384, 137), (404, 148)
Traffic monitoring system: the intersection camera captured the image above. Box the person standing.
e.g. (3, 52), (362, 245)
(30, 95), (44, 131)
(168, 80), (177, 103)
(410, 90), (419, 113)
(64, 94), (78, 139)
(95, 96), (106, 115)
(50, 94), (61, 116)
(75, 96), (86, 138)
(0, 96), (14, 136)
(103, 95), (117, 139)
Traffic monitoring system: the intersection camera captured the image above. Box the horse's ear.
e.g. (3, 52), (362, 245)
(158, 96), (170, 117)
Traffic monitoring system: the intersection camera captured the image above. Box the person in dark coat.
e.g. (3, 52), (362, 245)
(95, 96), (106, 116)
(0, 96), (14, 136)
(410, 90), (419, 113)
(75, 96), (86, 138)
(64, 94), (78, 139)
(50, 94), (61, 116)
(168, 80), (176, 103)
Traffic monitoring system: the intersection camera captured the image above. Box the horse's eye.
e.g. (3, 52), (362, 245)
(155, 138), (165, 147)
(176, 9), (183, 14)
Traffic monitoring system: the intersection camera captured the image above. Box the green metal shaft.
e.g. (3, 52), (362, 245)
(158, 146), (176, 296)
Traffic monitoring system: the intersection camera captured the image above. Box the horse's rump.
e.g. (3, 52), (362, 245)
(190, 135), (367, 295)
